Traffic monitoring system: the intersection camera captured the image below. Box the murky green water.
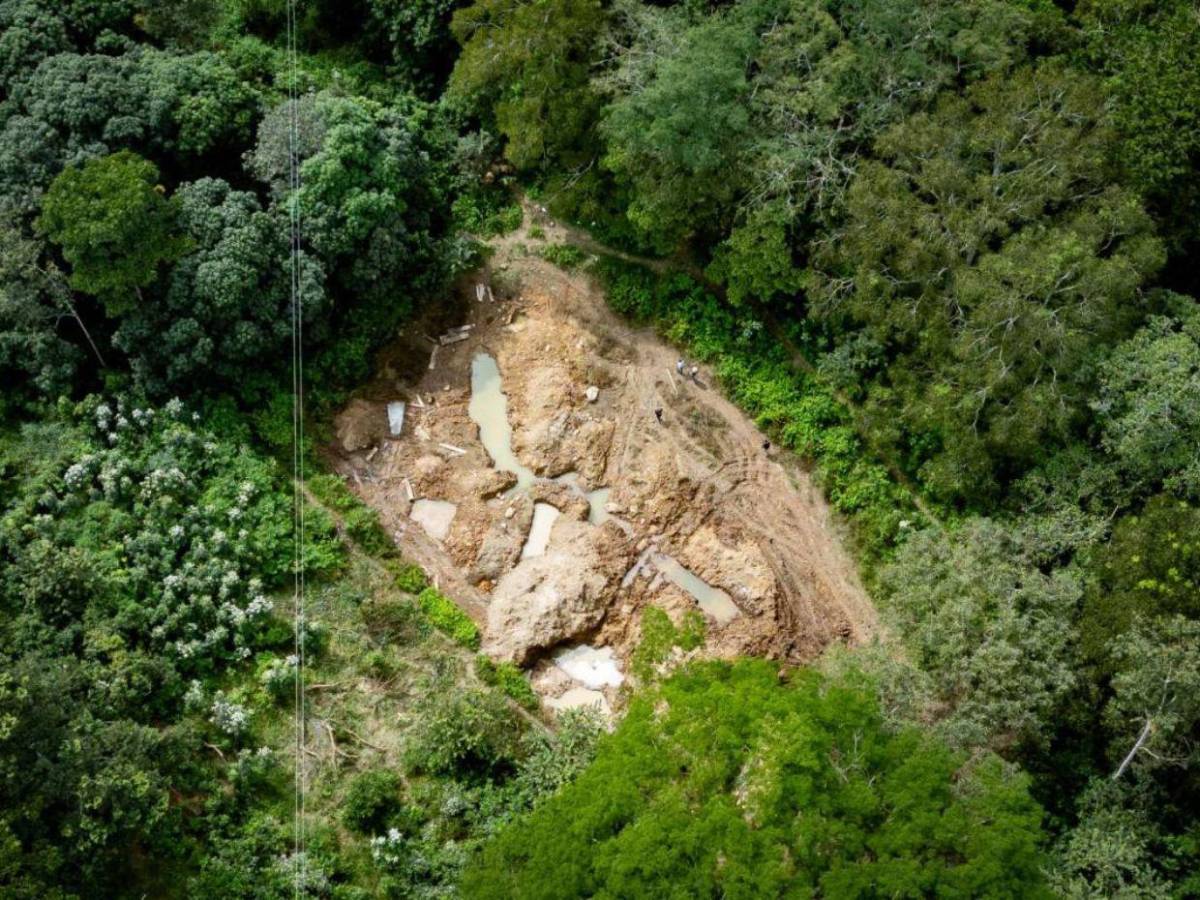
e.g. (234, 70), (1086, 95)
(469, 353), (536, 490)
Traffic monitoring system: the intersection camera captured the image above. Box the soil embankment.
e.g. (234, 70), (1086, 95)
(328, 210), (876, 712)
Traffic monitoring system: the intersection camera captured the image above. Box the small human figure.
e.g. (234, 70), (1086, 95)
(676, 358), (685, 375)
(690, 365), (700, 382)
(762, 439), (771, 453)
(654, 407), (664, 424)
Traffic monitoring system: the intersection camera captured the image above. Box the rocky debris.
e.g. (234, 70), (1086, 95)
(679, 526), (775, 616)
(334, 399), (386, 453)
(521, 411), (615, 484)
(470, 495), (533, 583)
(530, 481), (589, 520)
(483, 520), (629, 665)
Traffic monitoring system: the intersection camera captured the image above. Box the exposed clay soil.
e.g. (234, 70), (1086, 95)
(327, 206), (876, 709)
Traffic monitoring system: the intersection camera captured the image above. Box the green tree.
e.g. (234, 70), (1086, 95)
(463, 661), (1051, 898)
(880, 518), (1079, 750)
(112, 177), (324, 397)
(1050, 779), (1173, 899)
(366, 0), (467, 91)
(0, 218), (92, 413)
(1080, 496), (1200, 673)
(817, 65), (1164, 501)
(38, 150), (188, 315)
(448, 0), (605, 170)
(295, 93), (459, 357)
(1079, 0), (1200, 242)
(599, 0), (768, 250)
(1106, 615), (1200, 776)
(1094, 296), (1200, 499)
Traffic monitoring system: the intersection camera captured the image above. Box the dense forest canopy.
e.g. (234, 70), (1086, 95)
(0, 0), (1198, 896)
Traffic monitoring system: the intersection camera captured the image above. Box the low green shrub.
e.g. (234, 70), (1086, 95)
(539, 243), (587, 269)
(453, 191), (523, 238)
(342, 770), (404, 835)
(307, 472), (394, 556)
(632, 607), (706, 681)
(405, 686), (522, 779)
(392, 562), (429, 594)
(362, 650), (397, 681)
(475, 657), (539, 710)
(416, 587), (480, 649)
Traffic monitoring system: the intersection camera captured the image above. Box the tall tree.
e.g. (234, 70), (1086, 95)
(816, 64), (1164, 501)
(38, 150), (188, 316)
(463, 661), (1051, 898)
(448, 0), (605, 171)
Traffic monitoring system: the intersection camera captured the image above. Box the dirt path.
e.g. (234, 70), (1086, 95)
(326, 207), (877, 708)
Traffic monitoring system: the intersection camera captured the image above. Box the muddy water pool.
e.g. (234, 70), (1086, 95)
(652, 553), (740, 624)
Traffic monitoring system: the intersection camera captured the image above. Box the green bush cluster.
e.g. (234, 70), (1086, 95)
(307, 472), (395, 556)
(538, 243), (588, 269)
(631, 607), (706, 681)
(416, 587), (480, 649)
(342, 770), (405, 835)
(475, 656), (539, 710)
(392, 561), (429, 594)
(452, 190), (523, 238)
(360, 596), (427, 645)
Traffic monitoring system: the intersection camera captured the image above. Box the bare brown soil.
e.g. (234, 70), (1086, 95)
(327, 206), (877, 706)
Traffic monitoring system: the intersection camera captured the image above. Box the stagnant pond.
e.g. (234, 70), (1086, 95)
(469, 353), (536, 491)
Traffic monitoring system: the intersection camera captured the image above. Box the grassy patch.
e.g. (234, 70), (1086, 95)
(416, 586), (481, 649)
(476, 656), (540, 710)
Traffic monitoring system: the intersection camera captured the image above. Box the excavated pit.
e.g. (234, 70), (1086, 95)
(328, 210), (876, 715)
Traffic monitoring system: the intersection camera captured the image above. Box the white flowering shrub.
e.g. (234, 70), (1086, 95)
(210, 693), (250, 736)
(370, 828), (409, 869)
(19, 395), (343, 677)
(259, 654), (297, 702)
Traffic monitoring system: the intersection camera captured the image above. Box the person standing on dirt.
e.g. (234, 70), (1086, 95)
(762, 439), (771, 453)
(690, 365), (700, 383)
(676, 359), (686, 376)
(655, 407), (664, 424)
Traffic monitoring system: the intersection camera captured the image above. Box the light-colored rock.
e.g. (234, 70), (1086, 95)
(410, 499), (457, 542)
(386, 401), (406, 436)
(584, 385), (599, 403)
(483, 520), (623, 665)
(679, 526), (775, 616)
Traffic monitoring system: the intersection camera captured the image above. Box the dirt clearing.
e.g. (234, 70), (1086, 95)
(327, 209), (876, 712)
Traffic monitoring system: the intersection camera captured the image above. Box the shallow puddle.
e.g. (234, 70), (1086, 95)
(410, 499), (457, 542)
(469, 353), (536, 490)
(521, 502), (560, 559)
(553, 644), (625, 689)
(652, 554), (740, 624)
